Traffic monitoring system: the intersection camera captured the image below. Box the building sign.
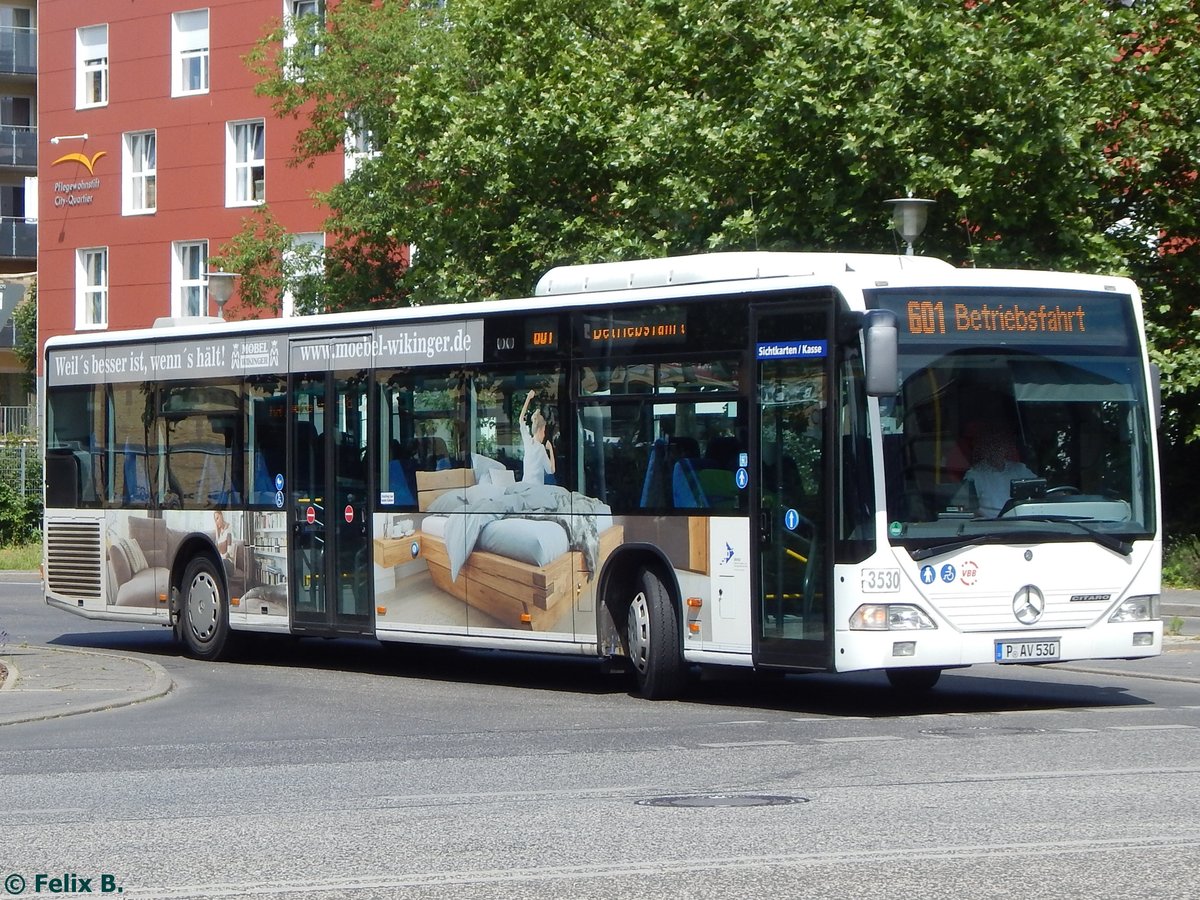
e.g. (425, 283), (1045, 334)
(51, 150), (107, 209)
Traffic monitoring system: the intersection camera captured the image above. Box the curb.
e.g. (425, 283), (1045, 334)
(0, 656), (17, 691)
(0, 570), (40, 583)
(0, 646), (174, 727)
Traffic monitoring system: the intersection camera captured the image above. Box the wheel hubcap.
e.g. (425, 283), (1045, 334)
(627, 590), (650, 673)
(187, 571), (220, 643)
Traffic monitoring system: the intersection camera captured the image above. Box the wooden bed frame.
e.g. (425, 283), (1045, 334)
(414, 469), (623, 631)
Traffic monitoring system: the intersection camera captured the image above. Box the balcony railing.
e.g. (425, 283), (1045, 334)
(0, 28), (35, 76)
(0, 125), (34, 167)
(0, 217), (35, 258)
(0, 405), (31, 436)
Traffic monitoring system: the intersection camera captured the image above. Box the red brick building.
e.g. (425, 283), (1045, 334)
(37, 0), (344, 374)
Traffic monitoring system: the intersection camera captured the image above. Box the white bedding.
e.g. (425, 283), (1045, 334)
(421, 481), (614, 581)
(420, 514), (570, 568)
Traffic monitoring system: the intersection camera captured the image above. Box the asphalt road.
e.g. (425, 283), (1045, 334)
(1, 581), (1198, 899)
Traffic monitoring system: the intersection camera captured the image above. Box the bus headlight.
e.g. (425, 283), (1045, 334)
(850, 604), (937, 631)
(1109, 594), (1159, 623)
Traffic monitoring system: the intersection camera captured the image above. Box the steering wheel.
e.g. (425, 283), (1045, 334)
(1045, 485), (1080, 497)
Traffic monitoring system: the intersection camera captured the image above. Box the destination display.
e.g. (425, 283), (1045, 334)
(581, 309), (688, 347)
(867, 288), (1137, 352)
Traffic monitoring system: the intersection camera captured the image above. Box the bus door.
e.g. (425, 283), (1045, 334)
(288, 337), (373, 636)
(752, 306), (834, 669)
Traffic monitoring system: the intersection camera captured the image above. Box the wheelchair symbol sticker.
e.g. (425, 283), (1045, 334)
(940, 564), (956, 583)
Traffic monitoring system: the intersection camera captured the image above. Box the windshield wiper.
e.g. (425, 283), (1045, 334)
(910, 532), (1007, 561)
(1001, 515), (1133, 557)
(909, 517), (1133, 561)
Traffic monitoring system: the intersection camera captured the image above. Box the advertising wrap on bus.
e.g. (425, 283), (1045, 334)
(46, 320), (485, 385)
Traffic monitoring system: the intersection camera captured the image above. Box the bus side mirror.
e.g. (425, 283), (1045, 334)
(863, 309), (900, 397)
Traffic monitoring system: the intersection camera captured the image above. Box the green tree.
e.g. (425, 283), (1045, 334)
(246, 1), (1196, 294)
(11, 280), (36, 397)
(243, 0), (1200, 469)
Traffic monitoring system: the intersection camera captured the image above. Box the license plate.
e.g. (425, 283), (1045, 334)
(995, 639), (1060, 663)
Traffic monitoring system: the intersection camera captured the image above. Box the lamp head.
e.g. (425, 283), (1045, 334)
(207, 271), (239, 319)
(884, 197), (935, 254)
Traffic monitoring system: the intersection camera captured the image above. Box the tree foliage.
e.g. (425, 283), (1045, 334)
(241, 0), (1200, 431)
(11, 279), (35, 397)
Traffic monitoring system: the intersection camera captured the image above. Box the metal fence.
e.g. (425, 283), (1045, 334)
(0, 440), (39, 500)
(0, 406), (31, 434)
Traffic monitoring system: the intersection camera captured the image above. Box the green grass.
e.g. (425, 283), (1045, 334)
(0, 540), (40, 571)
(1163, 535), (1200, 589)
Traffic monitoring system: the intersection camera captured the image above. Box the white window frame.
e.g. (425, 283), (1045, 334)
(122, 130), (157, 215)
(172, 9), (210, 97)
(344, 112), (380, 178)
(283, 0), (323, 74)
(76, 247), (109, 330)
(226, 119), (265, 207)
(172, 240), (209, 318)
(76, 25), (109, 109)
(282, 232), (324, 317)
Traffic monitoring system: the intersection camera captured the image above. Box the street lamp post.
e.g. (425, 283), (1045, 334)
(207, 271), (239, 320)
(884, 197), (935, 256)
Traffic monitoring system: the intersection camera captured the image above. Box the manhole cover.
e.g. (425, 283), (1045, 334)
(636, 793), (809, 808)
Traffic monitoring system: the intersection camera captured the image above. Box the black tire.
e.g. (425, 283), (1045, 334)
(885, 666), (942, 691)
(624, 567), (688, 700)
(180, 556), (235, 661)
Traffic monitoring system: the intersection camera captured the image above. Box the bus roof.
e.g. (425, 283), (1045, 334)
(534, 251), (953, 296)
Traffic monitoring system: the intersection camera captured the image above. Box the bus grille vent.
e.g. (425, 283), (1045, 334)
(46, 520), (104, 601)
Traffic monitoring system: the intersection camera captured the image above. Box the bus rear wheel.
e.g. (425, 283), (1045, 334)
(625, 567), (687, 700)
(181, 556), (234, 661)
(885, 667), (942, 691)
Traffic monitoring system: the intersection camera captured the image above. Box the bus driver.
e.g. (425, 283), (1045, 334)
(953, 424), (1036, 517)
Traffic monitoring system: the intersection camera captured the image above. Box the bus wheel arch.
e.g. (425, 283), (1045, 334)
(174, 539), (236, 661)
(600, 547), (688, 700)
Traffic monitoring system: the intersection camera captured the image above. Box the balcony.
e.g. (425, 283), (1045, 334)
(0, 28), (35, 76)
(0, 125), (34, 168)
(0, 217), (34, 258)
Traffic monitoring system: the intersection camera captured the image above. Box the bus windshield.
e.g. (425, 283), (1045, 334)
(869, 287), (1156, 552)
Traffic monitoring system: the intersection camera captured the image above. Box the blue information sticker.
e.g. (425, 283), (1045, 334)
(940, 564), (956, 583)
(274, 490), (285, 509)
(756, 340), (828, 360)
(784, 508), (800, 531)
(275, 473), (285, 491)
(735, 468), (749, 490)
(920, 565), (936, 585)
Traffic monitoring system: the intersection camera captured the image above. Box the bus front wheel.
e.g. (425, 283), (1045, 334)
(181, 556), (234, 661)
(625, 567), (687, 700)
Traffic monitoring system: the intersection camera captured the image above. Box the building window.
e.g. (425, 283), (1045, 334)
(284, 0), (324, 60)
(226, 119), (265, 206)
(77, 247), (108, 329)
(172, 9), (210, 96)
(76, 25), (109, 109)
(173, 241), (208, 318)
(282, 232), (324, 317)
(344, 111), (379, 178)
(123, 131), (156, 215)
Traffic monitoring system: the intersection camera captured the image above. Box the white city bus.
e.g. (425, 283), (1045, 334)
(42, 252), (1162, 697)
